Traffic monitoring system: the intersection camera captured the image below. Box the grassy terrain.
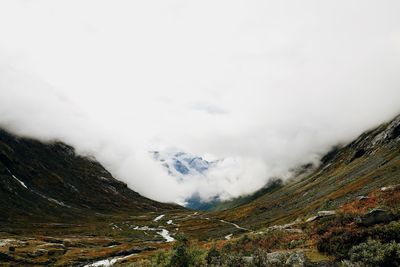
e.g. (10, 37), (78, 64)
(129, 185), (400, 266)
(0, 209), (249, 266)
(2, 185), (400, 266)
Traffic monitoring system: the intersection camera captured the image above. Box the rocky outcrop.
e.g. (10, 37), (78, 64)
(357, 208), (394, 226)
(381, 184), (400, 192)
(306, 211), (336, 223)
(246, 250), (308, 267)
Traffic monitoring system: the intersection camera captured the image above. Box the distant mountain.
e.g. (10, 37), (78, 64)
(152, 150), (217, 177)
(151, 150), (221, 209)
(0, 129), (181, 223)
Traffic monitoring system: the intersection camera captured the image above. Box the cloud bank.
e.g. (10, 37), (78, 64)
(0, 0), (399, 204)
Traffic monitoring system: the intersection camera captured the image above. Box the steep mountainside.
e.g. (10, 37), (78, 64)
(219, 114), (400, 229)
(0, 129), (180, 223)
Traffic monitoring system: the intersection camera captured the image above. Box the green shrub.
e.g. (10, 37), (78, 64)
(349, 240), (400, 267)
(169, 236), (191, 267)
(317, 220), (400, 259)
(148, 249), (172, 267)
(223, 252), (252, 267)
(146, 235), (207, 267)
(206, 245), (221, 265)
(252, 249), (270, 267)
(188, 246), (207, 267)
(372, 221), (400, 243)
(317, 228), (367, 259)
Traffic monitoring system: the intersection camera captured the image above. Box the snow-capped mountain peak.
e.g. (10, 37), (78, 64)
(151, 150), (216, 177)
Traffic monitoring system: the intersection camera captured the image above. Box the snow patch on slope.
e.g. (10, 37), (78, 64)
(12, 174), (27, 189)
(84, 253), (136, 267)
(153, 214), (165, 222)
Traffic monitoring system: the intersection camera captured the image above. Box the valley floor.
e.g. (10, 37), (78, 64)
(1, 184), (400, 266)
(0, 209), (250, 266)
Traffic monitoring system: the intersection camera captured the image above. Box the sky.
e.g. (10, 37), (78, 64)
(0, 0), (399, 204)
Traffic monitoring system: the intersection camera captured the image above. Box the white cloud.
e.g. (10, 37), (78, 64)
(0, 0), (399, 204)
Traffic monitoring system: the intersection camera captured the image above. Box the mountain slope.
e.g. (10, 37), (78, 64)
(0, 129), (181, 223)
(208, 178), (284, 211)
(219, 114), (400, 229)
